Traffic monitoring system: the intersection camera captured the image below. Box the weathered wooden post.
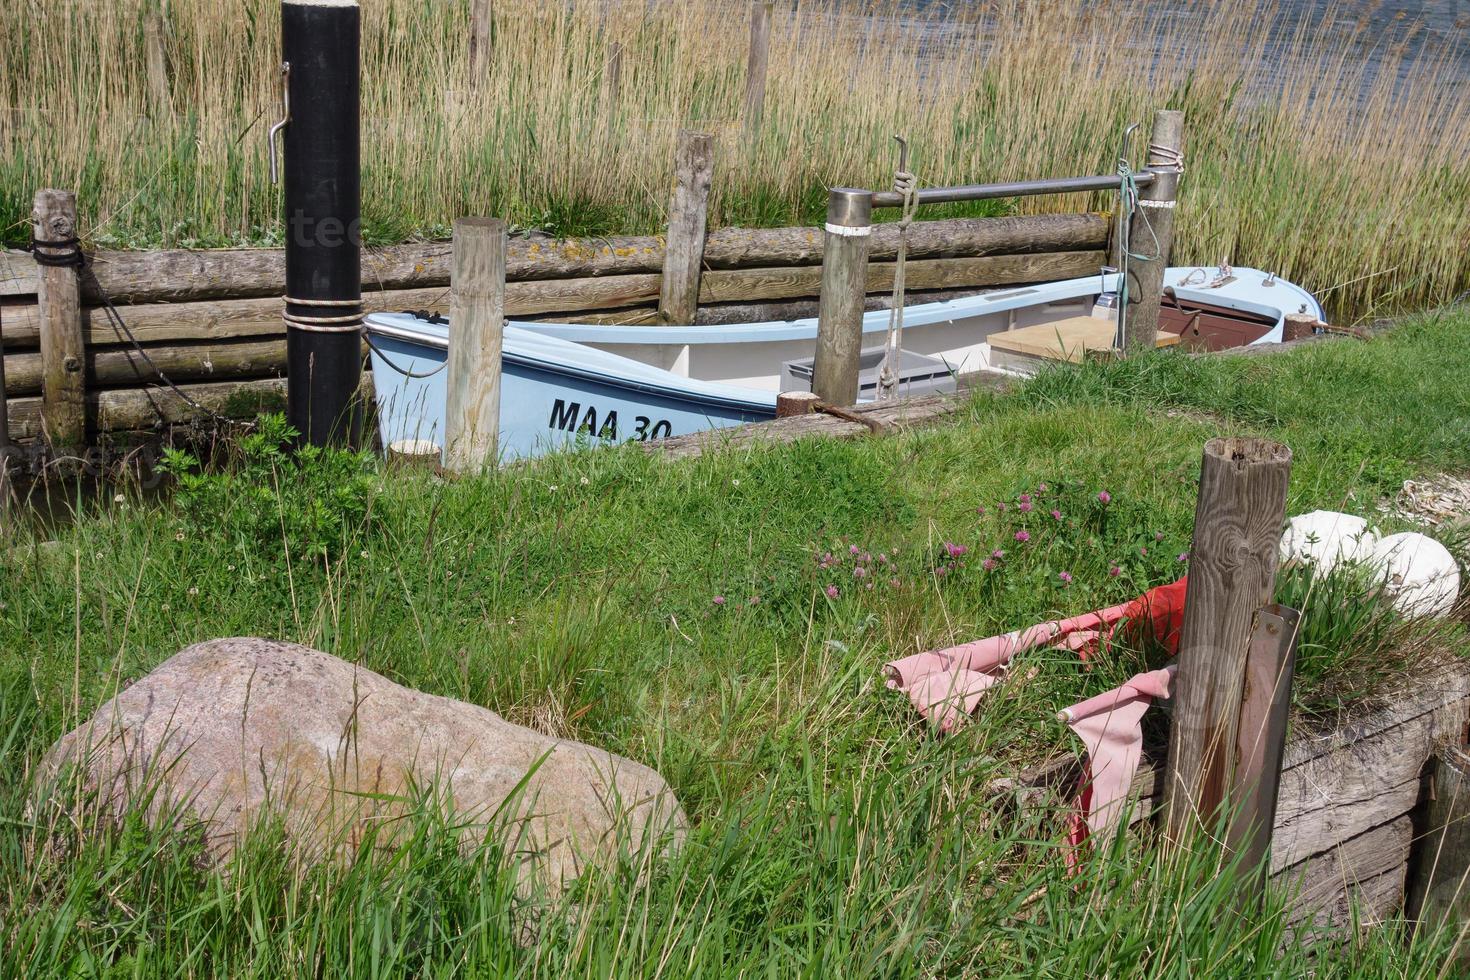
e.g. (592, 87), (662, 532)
(657, 130), (714, 326)
(1228, 603), (1300, 898)
(1164, 437), (1292, 843)
(444, 218), (506, 474)
(776, 391), (820, 417)
(31, 190), (87, 451)
(469, 0), (492, 85)
(812, 188), (871, 406)
(743, 1), (772, 143)
(1121, 109), (1184, 351)
(281, 0), (362, 447)
(1406, 743), (1470, 942)
(604, 41), (623, 108)
(144, 9), (171, 113)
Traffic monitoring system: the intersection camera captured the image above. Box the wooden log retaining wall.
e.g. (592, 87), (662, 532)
(1003, 660), (1470, 935)
(1, 211), (1109, 442)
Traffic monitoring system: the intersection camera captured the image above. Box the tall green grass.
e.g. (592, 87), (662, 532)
(3, 313), (1469, 973)
(1, 1), (1467, 320)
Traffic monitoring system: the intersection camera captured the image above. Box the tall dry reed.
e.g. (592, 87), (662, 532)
(1, 0), (1466, 319)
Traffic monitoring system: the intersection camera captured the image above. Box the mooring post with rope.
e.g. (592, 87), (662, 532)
(277, 0), (363, 448)
(812, 188), (872, 406)
(1119, 110), (1184, 351)
(30, 189), (87, 452)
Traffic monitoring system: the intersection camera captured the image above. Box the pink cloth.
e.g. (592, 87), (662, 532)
(882, 578), (1188, 732)
(1063, 664), (1177, 854)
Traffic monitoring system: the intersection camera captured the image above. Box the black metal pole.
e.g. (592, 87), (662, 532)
(282, 0), (361, 447)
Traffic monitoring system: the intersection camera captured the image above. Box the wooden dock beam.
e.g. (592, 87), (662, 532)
(743, 1), (772, 143)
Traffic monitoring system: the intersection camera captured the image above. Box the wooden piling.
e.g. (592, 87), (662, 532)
(1121, 110), (1184, 351)
(743, 1), (773, 143)
(604, 41), (623, 108)
(144, 10), (171, 113)
(1164, 437), (1292, 842)
(812, 188), (872, 406)
(1229, 603), (1300, 899)
(31, 190), (87, 450)
(468, 0), (492, 85)
(444, 217), (507, 474)
(776, 391), (820, 417)
(657, 130), (715, 326)
(1407, 743), (1470, 941)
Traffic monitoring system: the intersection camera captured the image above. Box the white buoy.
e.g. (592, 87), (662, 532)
(1367, 532), (1461, 619)
(1279, 510), (1378, 574)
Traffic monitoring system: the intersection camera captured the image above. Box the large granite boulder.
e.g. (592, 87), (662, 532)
(39, 638), (686, 891)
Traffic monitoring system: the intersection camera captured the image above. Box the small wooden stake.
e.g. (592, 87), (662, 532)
(1164, 437), (1292, 842)
(657, 130), (714, 326)
(1121, 110), (1184, 351)
(445, 218), (506, 473)
(776, 390), (820, 417)
(144, 10), (171, 113)
(812, 188), (872, 406)
(1228, 603), (1300, 897)
(604, 41), (623, 108)
(743, 1), (773, 143)
(31, 190), (87, 451)
(1407, 743), (1470, 944)
(468, 0), (491, 85)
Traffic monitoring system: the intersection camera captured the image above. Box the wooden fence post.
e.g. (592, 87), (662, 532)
(604, 41), (623, 108)
(1407, 743), (1470, 943)
(1228, 603), (1300, 897)
(812, 188), (871, 406)
(1121, 109), (1184, 351)
(743, 1), (772, 143)
(468, 0), (491, 86)
(445, 217), (506, 473)
(31, 190), (87, 451)
(1164, 437), (1292, 843)
(144, 10), (171, 113)
(657, 130), (714, 326)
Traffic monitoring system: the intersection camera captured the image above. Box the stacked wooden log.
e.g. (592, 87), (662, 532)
(1, 211), (1109, 441)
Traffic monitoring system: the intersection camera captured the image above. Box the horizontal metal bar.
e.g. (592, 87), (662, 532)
(870, 171), (1156, 209)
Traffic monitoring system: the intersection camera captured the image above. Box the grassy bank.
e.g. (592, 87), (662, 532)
(2, 312), (1469, 974)
(2, 1), (1468, 320)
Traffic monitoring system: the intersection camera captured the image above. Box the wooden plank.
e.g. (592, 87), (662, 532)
(1164, 438), (1292, 842)
(2, 253), (1099, 353)
(0, 251), (35, 297)
(1275, 811), (1411, 928)
(986, 314), (1177, 363)
(645, 379), (1016, 461)
(444, 218), (506, 474)
(5, 378), (290, 440)
(33, 190), (87, 449)
(702, 251), (1105, 306)
(658, 131), (715, 324)
(4, 339), (290, 397)
(7, 214), (1106, 307)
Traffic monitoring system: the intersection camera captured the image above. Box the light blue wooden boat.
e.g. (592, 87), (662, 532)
(365, 266), (1321, 462)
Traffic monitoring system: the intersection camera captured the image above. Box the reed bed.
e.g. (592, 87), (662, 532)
(1, 0), (1467, 320)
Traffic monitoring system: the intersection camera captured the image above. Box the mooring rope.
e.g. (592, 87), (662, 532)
(877, 145), (919, 402)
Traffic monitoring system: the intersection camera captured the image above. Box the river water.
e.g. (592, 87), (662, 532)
(902, 0), (1470, 92)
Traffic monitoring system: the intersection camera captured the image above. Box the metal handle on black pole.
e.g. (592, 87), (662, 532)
(282, 0), (362, 448)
